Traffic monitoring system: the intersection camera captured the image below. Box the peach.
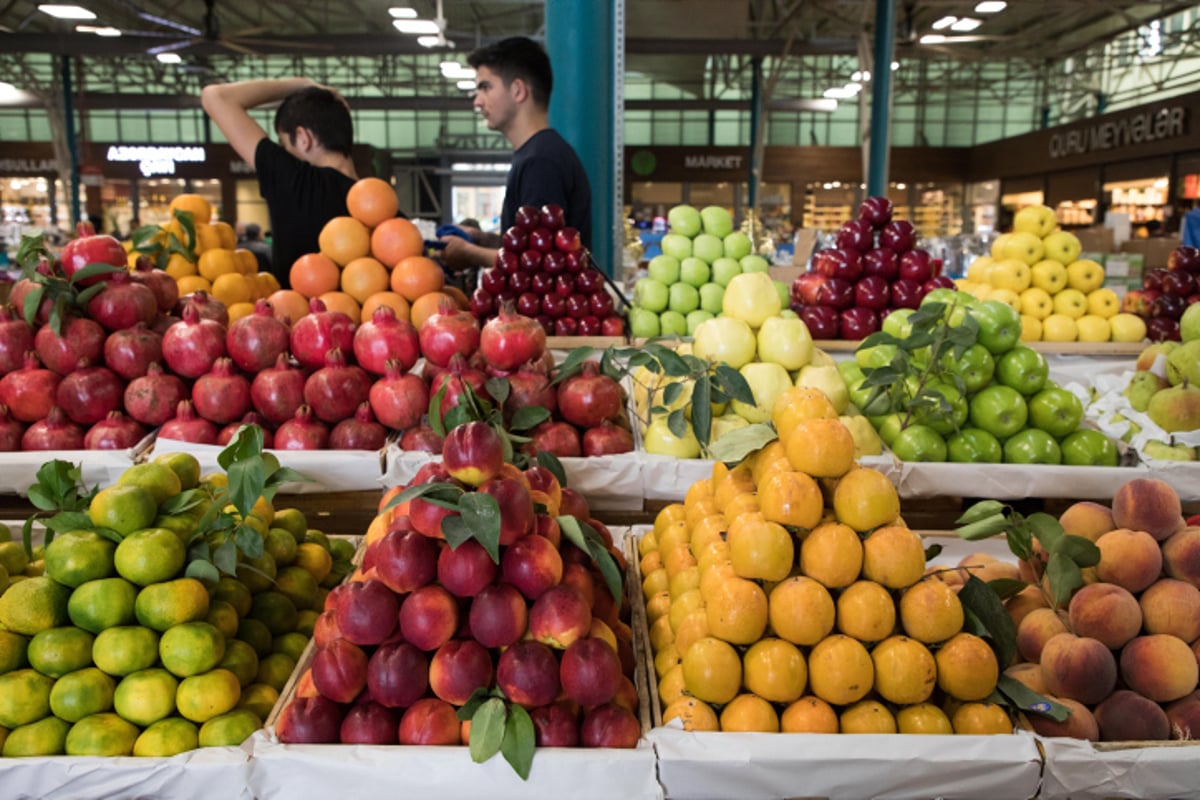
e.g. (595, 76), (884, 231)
(437, 539), (497, 598)
(613, 674), (638, 714)
(529, 585), (592, 649)
(429, 639), (494, 706)
(501, 533), (564, 601)
(374, 530), (439, 594)
(497, 641), (561, 708)
(1093, 690), (1170, 741)
(1095, 528), (1163, 594)
(561, 563), (596, 611)
(1005, 663), (1049, 696)
(529, 701), (580, 746)
(334, 579), (399, 646)
(560, 637), (622, 708)
(1024, 696), (1099, 741)
(1139, 579), (1200, 642)
(312, 610), (342, 649)
(957, 553), (1020, 584)
(1017, 608), (1069, 664)
(398, 698), (461, 745)
(398, 584), (459, 651)
(1058, 501), (1117, 543)
(1111, 478), (1185, 542)
(580, 702), (640, 748)
(1006, 586), (1048, 629)
(1120, 634), (1200, 703)
(468, 583), (528, 649)
(276, 694), (347, 744)
(1067, 583), (1143, 650)
(339, 702), (399, 745)
(311, 638), (368, 704)
(1039, 633), (1117, 705)
(1162, 528), (1200, 588)
(1166, 691), (1200, 740)
(366, 641), (428, 709)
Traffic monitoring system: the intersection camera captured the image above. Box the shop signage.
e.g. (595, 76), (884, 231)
(0, 157), (57, 174)
(105, 145), (205, 177)
(1048, 107), (1186, 159)
(684, 153), (744, 170)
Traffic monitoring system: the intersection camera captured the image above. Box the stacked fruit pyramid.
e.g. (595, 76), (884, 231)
(0, 450), (349, 757)
(642, 387), (1008, 734)
(959, 204), (1145, 344)
(1122, 244), (1200, 342)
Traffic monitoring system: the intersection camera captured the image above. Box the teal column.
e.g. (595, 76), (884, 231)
(61, 56), (81, 227)
(546, 0), (618, 276)
(867, 0), (895, 197)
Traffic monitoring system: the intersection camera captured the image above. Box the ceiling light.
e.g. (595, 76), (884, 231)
(932, 16), (958, 30)
(37, 4), (95, 19)
(156, 53), (182, 64)
(76, 24), (120, 36)
(844, 82), (862, 93)
(951, 17), (981, 31)
(823, 87), (856, 99)
(920, 34), (947, 44)
(891, 61), (900, 70)
(456, 80), (476, 91)
(417, 35), (441, 47)
(897, 182), (907, 190)
(975, 1), (1006, 12)
(393, 19), (439, 34)
(440, 60), (462, 73)
(851, 70), (864, 81)
(388, 6), (418, 17)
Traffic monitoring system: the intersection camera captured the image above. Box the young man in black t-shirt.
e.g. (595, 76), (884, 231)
(440, 37), (593, 269)
(201, 78), (358, 288)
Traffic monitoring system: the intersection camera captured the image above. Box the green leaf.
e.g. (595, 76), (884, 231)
(510, 406), (551, 432)
(1005, 528), (1035, 563)
(74, 282), (107, 307)
(131, 224), (162, 247)
(443, 405), (473, 433)
(987, 577), (1029, 600)
(599, 347), (622, 381)
(21, 284), (45, 326)
(956, 513), (1011, 541)
(26, 485), (58, 512)
(960, 606), (989, 637)
(859, 331), (902, 350)
(924, 543), (943, 561)
(265, 466), (308, 488)
(213, 539), (239, 575)
(558, 516), (623, 603)
(172, 208), (197, 250)
(428, 384), (449, 437)
(160, 489), (204, 516)
(536, 451), (568, 487)
(44, 511), (95, 534)
(690, 377), (713, 452)
(186, 559), (220, 584)
(485, 378), (511, 407)
(218, 425), (264, 471)
(651, 346), (692, 378)
(667, 408), (687, 439)
(957, 500), (1007, 526)
(997, 674), (1071, 722)
(1026, 512), (1064, 552)
(459, 492), (502, 563)
(1051, 534), (1101, 568)
(550, 347), (595, 386)
(501, 704), (536, 781)
(707, 423), (778, 464)
(662, 381), (684, 408)
(958, 575), (1017, 669)
(469, 698), (508, 765)
(456, 687), (493, 721)
(92, 526), (125, 545)
(234, 524), (264, 559)
(22, 516), (37, 560)
(226, 458), (265, 521)
(1045, 551), (1083, 607)
(713, 365), (754, 405)
(68, 263), (123, 285)
(388, 481), (465, 510)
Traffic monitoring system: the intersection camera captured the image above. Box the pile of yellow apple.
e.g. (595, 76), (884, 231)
(957, 205), (1146, 344)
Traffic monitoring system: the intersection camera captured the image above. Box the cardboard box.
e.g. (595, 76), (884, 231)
(791, 228), (820, 268)
(1120, 237), (1181, 269)
(1075, 226), (1115, 254)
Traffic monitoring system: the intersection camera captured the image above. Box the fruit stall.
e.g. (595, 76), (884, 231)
(0, 183), (1197, 800)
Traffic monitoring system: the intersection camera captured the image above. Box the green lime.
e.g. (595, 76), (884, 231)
(176, 668), (241, 723)
(0, 668), (55, 728)
(0, 629), (30, 674)
(0, 576), (70, 635)
(271, 508), (307, 543)
(49, 667), (115, 723)
(92, 626), (160, 677)
(135, 578), (211, 632)
(114, 668), (178, 726)
(2, 714), (70, 756)
(43, 530), (116, 588)
(236, 682), (279, 722)
(294, 610), (319, 637)
(250, 591), (298, 637)
(153, 452), (201, 491)
(133, 717), (198, 757)
(273, 566), (317, 611)
(118, 462), (183, 505)
(210, 578), (252, 618)
(68, 577), (137, 633)
(302, 530), (329, 549)
(198, 708), (261, 747)
(89, 484), (157, 537)
(153, 514), (197, 542)
(235, 618), (273, 658)
(27, 626), (95, 677)
(0, 540), (30, 576)
(115, 528), (186, 586)
(255, 652), (296, 692)
(160, 621), (225, 678)
(271, 632), (308, 663)
(264, 528), (298, 566)
(235, 552), (276, 594)
(65, 712), (139, 756)
(205, 599), (240, 640)
(218, 638), (260, 688)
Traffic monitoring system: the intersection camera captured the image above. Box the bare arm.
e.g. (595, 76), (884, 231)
(200, 78), (321, 164)
(440, 236), (497, 270)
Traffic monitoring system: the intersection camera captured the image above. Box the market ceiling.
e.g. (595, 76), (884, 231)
(0, 0), (1189, 61)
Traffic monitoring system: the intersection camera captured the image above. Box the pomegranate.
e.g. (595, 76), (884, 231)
(0, 306), (35, 375)
(130, 257), (180, 314)
(162, 304), (227, 378)
(429, 353), (490, 421)
(159, 400), (219, 444)
(85, 411), (147, 450)
(418, 300), (481, 368)
(399, 423), (443, 453)
(103, 323), (163, 380)
(556, 361), (623, 428)
(525, 420), (582, 458)
(369, 359), (429, 431)
(22, 406), (85, 450)
(304, 347), (370, 424)
(10, 279), (54, 327)
(87, 271), (158, 331)
(0, 351), (63, 422)
(59, 220), (127, 286)
(290, 298), (356, 370)
(0, 405), (25, 451)
(193, 357), (252, 425)
(34, 316), (106, 375)
(218, 413), (275, 448)
(504, 362), (557, 420)
(353, 305), (420, 376)
(275, 405), (330, 450)
(124, 363), (187, 427)
(480, 300), (546, 371)
(55, 358), (123, 425)
(227, 299), (290, 373)
(152, 314), (181, 335)
(582, 420), (634, 456)
(177, 290), (229, 326)
(331, 402), (388, 450)
(251, 353), (306, 425)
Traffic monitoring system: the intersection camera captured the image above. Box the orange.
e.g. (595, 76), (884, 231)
(896, 703), (954, 734)
(861, 525), (926, 589)
(684, 477), (713, 510)
(175, 275), (211, 296)
(318, 291), (361, 324)
(195, 223), (224, 253)
(268, 289), (310, 326)
(935, 633), (999, 701)
(689, 515), (726, 554)
(871, 635), (937, 704)
(289, 253), (340, 299)
(318, 216), (371, 266)
(168, 194), (212, 225)
(197, 248), (238, 282)
(784, 418), (856, 478)
(227, 302), (255, 322)
(234, 249), (258, 275)
(799, 522), (863, 589)
(662, 697), (719, 732)
(704, 575), (767, 644)
(836, 580), (896, 642)
(371, 217), (424, 268)
(743, 638), (807, 703)
(409, 292), (457, 329)
(212, 221), (237, 250)
(346, 177), (399, 228)
(164, 253), (197, 279)
(340, 257), (390, 303)
(719, 694), (779, 732)
(840, 700), (897, 733)
(833, 467), (901, 532)
(658, 664), (686, 705)
(758, 470), (823, 529)
(442, 285), (470, 310)
(807, 634), (874, 706)
(899, 579), (965, 644)
(680, 636), (741, 704)
(673, 609), (710, 657)
(390, 256), (445, 302)
(781, 696), (839, 733)
(951, 702), (1012, 734)
(212, 273), (253, 307)
(255, 272), (282, 296)
(769, 576), (835, 646)
(727, 513), (794, 582)
(773, 386), (838, 443)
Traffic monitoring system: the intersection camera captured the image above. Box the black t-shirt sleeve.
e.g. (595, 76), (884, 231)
(511, 156), (573, 211)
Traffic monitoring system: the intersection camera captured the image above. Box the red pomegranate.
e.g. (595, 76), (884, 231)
(130, 257), (180, 314)
(124, 363), (187, 427)
(227, 299), (291, 373)
(55, 358), (123, 425)
(162, 304), (227, 378)
(0, 351), (62, 422)
(59, 220), (127, 286)
(353, 305), (420, 376)
(331, 403), (388, 450)
(218, 413), (275, 448)
(34, 316), (106, 376)
(290, 298), (356, 371)
(86, 271), (159, 332)
(22, 405), (85, 450)
(303, 348), (370, 424)
(85, 411), (147, 450)
(192, 357), (252, 425)
(556, 361), (623, 428)
(159, 400), (219, 444)
(0, 404), (25, 451)
(369, 359), (429, 431)
(251, 353), (306, 425)
(0, 306), (35, 376)
(418, 300), (480, 368)
(102, 323), (163, 380)
(480, 300), (546, 371)
(274, 405), (330, 450)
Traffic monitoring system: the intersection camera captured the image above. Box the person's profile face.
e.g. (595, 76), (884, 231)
(472, 65), (517, 133)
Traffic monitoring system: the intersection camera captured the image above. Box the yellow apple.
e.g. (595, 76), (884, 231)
(1020, 315), (1043, 342)
(987, 288), (1022, 312)
(1086, 288), (1120, 319)
(1041, 231), (1082, 265)
(1019, 287), (1054, 320)
(967, 256), (995, 283)
(998, 232), (1046, 267)
(1076, 314), (1112, 342)
(838, 414), (883, 457)
(990, 233), (1014, 260)
(1013, 204), (1058, 238)
(1042, 313), (1079, 342)
(795, 364), (850, 414)
(1109, 313), (1148, 343)
(1052, 288), (1088, 319)
(1066, 259), (1105, 293)
(987, 259), (1032, 292)
(1030, 259), (1068, 294)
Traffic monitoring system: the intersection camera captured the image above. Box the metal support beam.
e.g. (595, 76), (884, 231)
(748, 57), (763, 211)
(866, 0), (894, 198)
(60, 55), (80, 228)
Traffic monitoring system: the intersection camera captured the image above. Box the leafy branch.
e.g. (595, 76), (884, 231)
(458, 688), (535, 780)
(131, 208), (198, 270)
(427, 377), (550, 470)
(20, 461), (99, 557)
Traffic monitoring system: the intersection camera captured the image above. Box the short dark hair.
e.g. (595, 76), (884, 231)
(274, 87), (353, 156)
(244, 223), (262, 239)
(468, 37), (552, 109)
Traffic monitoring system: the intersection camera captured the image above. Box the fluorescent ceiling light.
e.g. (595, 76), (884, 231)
(975, 1), (1006, 12)
(393, 19), (439, 34)
(951, 17), (981, 31)
(38, 4), (95, 19)
(440, 60), (462, 72)
(156, 53), (182, 63)
(920, 34), (947, 44)
(76, 24), (120, 36)
(844, 82), (862, 93)
(388, 7), (418, 17)
(891, 61), (900, 70)
(456, 80), (476, 91)
(932, 15), (957, 30)
(417, 36), (441, 47)
(823, 87), (856, 99)
(850, 70), (866, 81)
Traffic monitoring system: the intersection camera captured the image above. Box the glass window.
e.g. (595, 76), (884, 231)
(148, 112), (178, 143)
(652, 119), (681, 145)
(27, 112), (50, 141)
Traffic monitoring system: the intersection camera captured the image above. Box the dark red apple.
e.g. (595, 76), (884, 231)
(555, 227), (582, 253)
(839, 307), (880, 340)
(543, 251), (567, 275)
(554, 275), (576, 297)
(858, 196), (894, 227)
(437, 539), (496, 598)
(530, 702), (579, 747)
(575, 270), (604, 293)
(921, 275), (955, 296)
(340, 702), (399, 745)
(890, 278), (924, 310)
(540, 204), (566, 230)
(542, 294), (567, 318)
(898, 249), (933, 283)
(479, 476), (536, 545)
(480, 267), (508, 295)
(565, 294), (590, 320)
(470, 288), (494, 319)
(334, 579), (399, 646)
(1147, 317), (1181, 342)
(1168, 245), (1200, 274)
(580, 703), (640, 748)
(588, 292), (614, 317)
(374, 529), (439, 594)
(469, 582), (529, 648)
(496, 249), (520, 275)
(1162, 270), (1197, 298)
(860, 247), (898, 280)
(836, 219), (875, 253)
(1151, 293), (1188, 320)
(814, 277), (854, 310)
(879, 220), (916, 253)
(514, 205), (541, 231)
(577, 316), (601, 336)
(600, 316), (624, 337)
(564, 252), (585, 274)
(497, 641), (561, 708)
(519, 250), (543, 274)
(311, 638), (369, 704)
(528, 227), (555, 253)
(854, 276), (890, 311)
(800, 305), (839, 339)
(501, 227), (528, 253)
(560, 637), (621, 707)
(517, 293), (541, 317)
(792, 272), (829, 306)
(530, 272), (556, 296)
(1144, 268), (1169, 292)
(509, 271), (532, 294)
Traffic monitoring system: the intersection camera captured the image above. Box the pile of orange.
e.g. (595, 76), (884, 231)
(641, 386), (1008, 735)
(282, 178), (468, 326)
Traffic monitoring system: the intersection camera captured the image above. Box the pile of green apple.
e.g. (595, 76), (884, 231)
(845, 291), (1118, 466)
(629, 204), (786, 338)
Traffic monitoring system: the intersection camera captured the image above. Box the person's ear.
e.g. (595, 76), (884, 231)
(293, 127), (316, 153)
(509, 78), (529, 104)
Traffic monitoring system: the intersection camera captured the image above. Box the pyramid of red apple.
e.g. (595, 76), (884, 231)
(1122, 245), (1200, 342)
(791, 197), (948, 340)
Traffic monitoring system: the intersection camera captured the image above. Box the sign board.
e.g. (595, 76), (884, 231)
(105, 145), (205, 177)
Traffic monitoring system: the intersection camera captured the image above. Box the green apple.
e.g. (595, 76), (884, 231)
(947, 428), (1003, 463)
(756, 316), (813, 371)
(837, 359), (866, 388)
(686, 309), (714, 335)
(660, 233), (693, 261)
(740, 255), (770, 274)
(881, 308), (915, 339)
(971, 300), (1022, 355)
(668, 282), (700, 314)
(699, 282), (725, 315)
(968, 384), (1028, 439)
(1165, 340), (1200, 386)
(995, 346), (1049, 396)
(732, 362), (794, 424)
(711, 258), (742, 287)
(648, 254), (681, 285)
(839, 414), (883, 457)
(943, 344), (995, 394)
(723, 272), (781, 328)
(1003, 428), (1062, 464)
(700, 205), (734, 238)
(680, 257), (710, 288)
(890, 424), (948, 462)
(724, 232), (752, 260)
(643, 416), (701, 458)
(659, 310), (687, 337)
(693, 316), (757, 369)
(668, 204), (702, 237)
(910, 382), (968, 436)
(795, 364), (850, 414)
(1181, 302), (1200, 344)
(1124, 371), (1168, 412)
(633, 277), (669, 313)
(856, 343), (898, 370)
(693, 234), (724, 264)
(1028, 386), (1084, 438)
(874, 414), (904, 446)
(1061, 429), (1119, 466)
(710, 413), (750, 443)
(772, 280), (790, 310)
(629, 307), (661, 338)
